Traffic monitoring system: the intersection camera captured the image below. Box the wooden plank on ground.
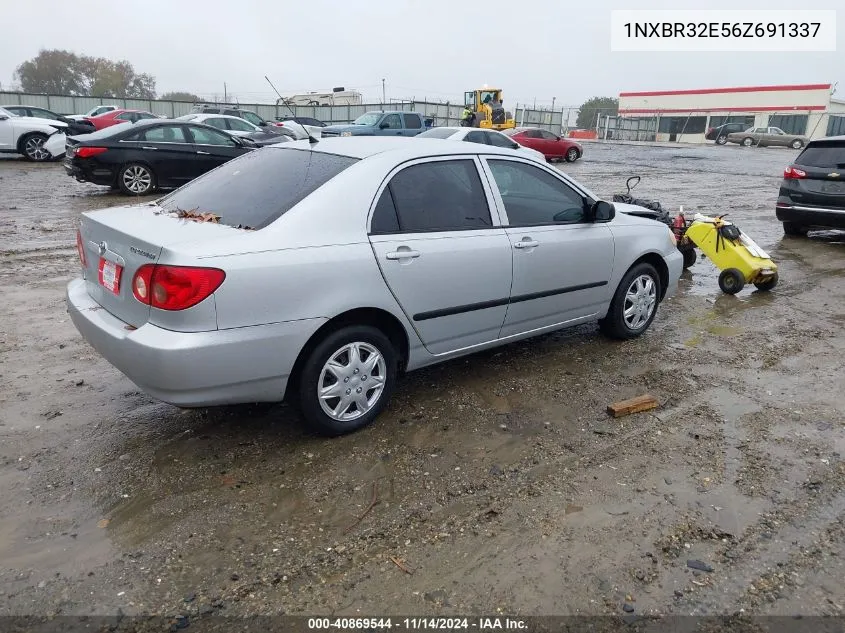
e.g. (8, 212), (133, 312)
(606, 394), (659, 418)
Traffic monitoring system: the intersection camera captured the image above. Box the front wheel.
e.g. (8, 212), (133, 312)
(791, 139), (804, 149)
(297, 325), (398, 436)
(599, 263), (661, 340)
(715, 135), (728, 145)
(718, 268), (745, 295)
(754, 273), (779, 292)
(565, 147), (579, 162)
(682, 248), (697, 269)
(20, 133), (50, 162)
(118, 163), (155, 195)
(742, 137), (754, 147)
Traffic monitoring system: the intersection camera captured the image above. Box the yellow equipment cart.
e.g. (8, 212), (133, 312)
(685, 213), (779, 295)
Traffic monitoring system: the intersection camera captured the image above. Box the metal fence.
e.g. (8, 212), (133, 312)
(0, 92), (570, 134)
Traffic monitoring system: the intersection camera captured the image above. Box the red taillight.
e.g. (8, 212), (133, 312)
(132, 264), (225, 311)
(76, 147), (108, 158)
(784, 166), (806, 179)
(76, 229), (87, 267)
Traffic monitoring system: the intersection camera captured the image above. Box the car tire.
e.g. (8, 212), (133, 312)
(791, 139), (804, 149)
(565, 148), (579, 162)
(599, 262), (661, 340)
(297, 325), (398, 436)
(19, 133), (50, 162)
(682, 248), (697, 269)
(754, 273), (779, 292)
(782, 222), (808, 237)
(742, 137), (754, 147)
(715, 135), (728, 145)
(118, 163), (155, 195)
(718, 268), (745, 295)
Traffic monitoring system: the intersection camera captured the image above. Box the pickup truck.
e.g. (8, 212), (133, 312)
(321, 111), (426, 137)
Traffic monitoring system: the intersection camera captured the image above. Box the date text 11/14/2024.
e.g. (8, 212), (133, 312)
(307, 617), (528, 630)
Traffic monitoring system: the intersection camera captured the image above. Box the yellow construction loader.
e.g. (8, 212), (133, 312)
(462, 88), (516, 131)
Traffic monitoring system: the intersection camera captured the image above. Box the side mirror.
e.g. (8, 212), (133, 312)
(589, 200), (615, 223)
(0, 114), (8, 121)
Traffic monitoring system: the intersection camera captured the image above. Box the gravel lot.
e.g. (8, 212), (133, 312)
(1, 142), (844, 626)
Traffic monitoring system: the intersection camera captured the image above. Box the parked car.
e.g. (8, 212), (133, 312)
(86, 109), (160, 131)
(271, 116), (326, 140)
(320, 111), (426, 137)
(66, 105), (121, 121)
(727, 127), (807, 149)
(417, 126), (546, 162)
(705, 122), (752, 145)
(66, 137), (682, 436)
(176, 113), (297, 144)
(63, 119), (254, 195)
(0, 106), (67, 161)
(776, 136), (845, 235)
(1, 105), (96, 135)
(190, 104), (277, 130)
(503, 127), (582, 162)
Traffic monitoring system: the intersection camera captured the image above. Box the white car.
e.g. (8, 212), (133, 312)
(176, 113), (298, 141)
(416, 126), (547, 162)
(66, 105), (120, 121)
(0, 106), (67, 161)
(271, 116), (325, 140)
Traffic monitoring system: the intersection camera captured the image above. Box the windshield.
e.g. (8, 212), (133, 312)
(157, 148), (360, 229)
(241, 111), (264, 126)
(417, 128), (457, 139)
(0, 107), (14, 117)
(353, 113), (382, 126)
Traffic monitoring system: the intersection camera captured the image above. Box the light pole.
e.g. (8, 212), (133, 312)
(382, 79), (386, 104)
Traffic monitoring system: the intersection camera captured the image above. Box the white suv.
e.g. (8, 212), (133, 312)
(0, 107), (67, 161)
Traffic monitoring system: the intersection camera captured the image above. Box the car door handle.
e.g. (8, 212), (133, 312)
(141, 146), (157, 150)
(386, 249), (421, 260)
(196, 150), (210, 155)
(513, 239), (539, 249)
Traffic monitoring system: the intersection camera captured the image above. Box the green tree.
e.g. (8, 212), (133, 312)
(160, 92), (202, 102)
(14, 49), (156, 98)
(576, 96), (618, 129)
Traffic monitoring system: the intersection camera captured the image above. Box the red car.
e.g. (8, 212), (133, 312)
(85, 109), (159, 130)
(503, 127), (583, 162)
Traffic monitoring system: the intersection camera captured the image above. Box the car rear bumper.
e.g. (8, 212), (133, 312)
(63, 158), (117, 186)
(66, 278), (326, 407)
(776, 203), (845, 230)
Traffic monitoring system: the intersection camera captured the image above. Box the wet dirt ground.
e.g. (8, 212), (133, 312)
(1, 143), (844, 624)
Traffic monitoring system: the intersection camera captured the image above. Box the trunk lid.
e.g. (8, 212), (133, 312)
(78, 204), (238, 327)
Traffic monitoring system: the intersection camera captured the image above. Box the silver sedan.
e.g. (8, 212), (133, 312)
(67, 138), (683, 435)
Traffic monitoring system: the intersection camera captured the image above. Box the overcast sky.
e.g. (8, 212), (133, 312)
(1, 0), (842, 108)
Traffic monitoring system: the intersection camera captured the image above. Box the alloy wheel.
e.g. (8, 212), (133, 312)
(122, 165), (152, 194)
(24, 136), (49, 161)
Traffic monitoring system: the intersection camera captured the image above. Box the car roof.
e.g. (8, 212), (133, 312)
(189, 113), (254, 122)
(806, 135), (845, 145)
(277, 137), (528, 160)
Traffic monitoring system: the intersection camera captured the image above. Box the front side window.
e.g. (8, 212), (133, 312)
(205, 118), (228, 130)
(486, 132), (517, 149)
(375, 160), (492, 233)
(381, 114), (402, 129)
(353, 112), (383, 126)
(32, 108), (60, 120)
(228, 118), (256, 132)
(488, 160), (586, 225)
(241, 111), (264, 126)
(188, 126), (237, 146)
(116, 112), (134, 121)
(538, 130), (558, 140)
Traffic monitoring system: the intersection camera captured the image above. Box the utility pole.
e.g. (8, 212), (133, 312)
(551, 97), (556, 110)
(382, 78), (386, 104)
(224, 82), (228, 103)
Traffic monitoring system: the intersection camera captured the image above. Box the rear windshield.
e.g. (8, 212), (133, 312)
(157, 147), (359, 229)
(417, 128), (456, 139)
(70, 122), (133, 140)
(795, 142), (845, 168)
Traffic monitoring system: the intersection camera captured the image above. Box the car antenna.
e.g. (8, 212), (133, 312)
(265, 75), (318, 145)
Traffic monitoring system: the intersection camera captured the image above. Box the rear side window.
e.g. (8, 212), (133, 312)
(403, 114), (422, 129)
(157, 148), (359, 229)
(465, 131), (487, 144)
(384, 160), (492, 232)
(795, 143), (845, 168)
(371, 189), (400, 234)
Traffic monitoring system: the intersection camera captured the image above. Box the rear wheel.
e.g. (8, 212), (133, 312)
(715, 135), (728, 145)
(718, 268), (745, 295)
(118, 163), (155, 195)
(565, 147), (579, 162)
(782, 222), (808, 237)
(297, 325), (398, 436)
(791, 139), (804, 149)
(682, 248), (697, 269)
(742, 137), (754, 147)
(599, 263), (661, 340)
(754, 273), (779, 292)
(19, 133), (50, 162)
